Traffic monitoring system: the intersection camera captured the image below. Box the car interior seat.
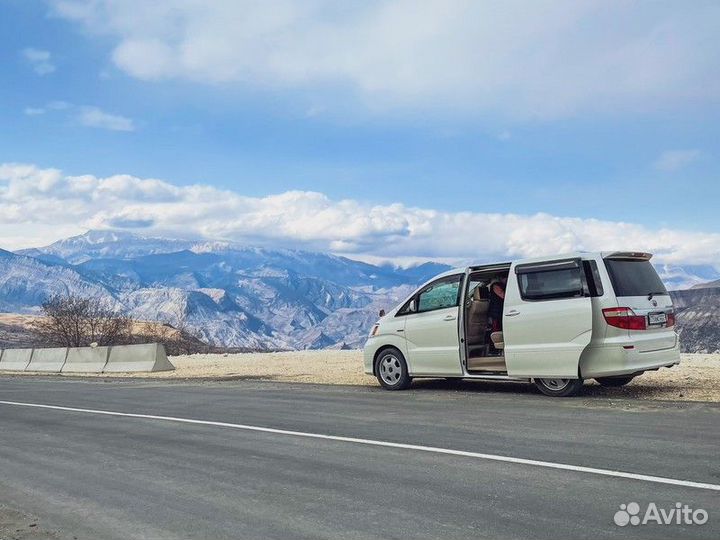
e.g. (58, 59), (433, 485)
(490, 331), (504, 350)
(466, 284), (489, 347)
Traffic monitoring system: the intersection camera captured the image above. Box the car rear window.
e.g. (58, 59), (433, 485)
(604, 259), (667, 297)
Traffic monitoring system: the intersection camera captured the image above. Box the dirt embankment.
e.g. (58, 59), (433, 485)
(0, 312), (207, 355)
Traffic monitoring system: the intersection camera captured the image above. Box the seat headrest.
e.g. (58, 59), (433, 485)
(472, 285), (489, 301)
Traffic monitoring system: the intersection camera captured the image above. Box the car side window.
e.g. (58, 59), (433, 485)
(416, 275), (462, 313)
(582, 260), (604, 297)
(516, 260), (585, 301)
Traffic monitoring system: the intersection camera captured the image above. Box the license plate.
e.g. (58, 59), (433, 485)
(648, 312), (667, 325)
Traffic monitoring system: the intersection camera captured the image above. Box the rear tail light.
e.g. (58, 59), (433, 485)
(602, 307), (647, 330)
(667, 312), (676, 327)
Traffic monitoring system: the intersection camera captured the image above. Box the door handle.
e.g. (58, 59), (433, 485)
(396, 329), (404, 333)
(443, 315), (457, 321)
(506, 310), (520, 317)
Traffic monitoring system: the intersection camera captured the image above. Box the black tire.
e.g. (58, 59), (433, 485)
(534, 377), (584, 397)
(595, 375), (635, 387)
(375, 347), (412, 390)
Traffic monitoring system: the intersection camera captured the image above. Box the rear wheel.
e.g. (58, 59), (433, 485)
(534, 377), (584, 397)
(595, 375), (635, 387)
(375, 348), (412, 390)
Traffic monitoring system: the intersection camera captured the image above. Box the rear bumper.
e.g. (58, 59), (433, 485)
(580, 335), (681, 379)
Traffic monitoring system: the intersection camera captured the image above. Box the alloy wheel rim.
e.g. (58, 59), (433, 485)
(379, 354), (402, 385)
(540, 378), (570, 390)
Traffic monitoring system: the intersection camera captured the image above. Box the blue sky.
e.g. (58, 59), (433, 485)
(1, 0), (719, 265)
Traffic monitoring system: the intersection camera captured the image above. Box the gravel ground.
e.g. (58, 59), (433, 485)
(607, 353), (720, 402)
(132, 350), (375, 385)
(8, 351), (718, 403)
(0, 505), (63, 540)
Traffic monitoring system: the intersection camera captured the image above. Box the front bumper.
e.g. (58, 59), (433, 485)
(363, 338), (379, 375)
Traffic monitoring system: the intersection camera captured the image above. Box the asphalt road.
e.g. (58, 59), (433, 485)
(0, 377), (718, 540)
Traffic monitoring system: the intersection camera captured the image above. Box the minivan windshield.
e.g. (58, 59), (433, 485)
(604, 259), (668, 297)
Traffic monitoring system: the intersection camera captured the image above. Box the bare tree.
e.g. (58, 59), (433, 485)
(136, 319), (208, 356)
(32, 295), (132, 347)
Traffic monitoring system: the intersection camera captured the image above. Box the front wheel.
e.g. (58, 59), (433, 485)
(375, 348), (412, 390)
(534, 377), (584, 397)
(595, 375), (635, 387)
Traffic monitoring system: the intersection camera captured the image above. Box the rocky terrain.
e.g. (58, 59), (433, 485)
(1, 231), (440, 350)
(671, 285), (720, 353)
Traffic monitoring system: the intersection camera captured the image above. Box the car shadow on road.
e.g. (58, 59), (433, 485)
(410, 378), (536, 396)
(408, 377), (707, 404)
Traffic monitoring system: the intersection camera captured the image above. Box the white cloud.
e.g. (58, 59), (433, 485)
(21, 102), (135, 132)
(46, 100), (70, 110)
(21, 47), (56, 75)
(653, 149), (701, 172)
(2, 162), (720, 269)
(50, 0), (720, 118)
(77, 106), (135, 131)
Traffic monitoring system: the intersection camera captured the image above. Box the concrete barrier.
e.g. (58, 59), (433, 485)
(103, 343), (174, 373)
(61, 346), (110, 373)
(27, 347), (68, 372)
(0, 348), (33, 371)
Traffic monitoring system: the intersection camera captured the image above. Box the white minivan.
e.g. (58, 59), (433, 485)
(364, 252), (680, 396)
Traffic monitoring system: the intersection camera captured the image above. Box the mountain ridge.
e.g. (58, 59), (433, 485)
(3, 230), (719, 352)
(3, 230), (444, 349)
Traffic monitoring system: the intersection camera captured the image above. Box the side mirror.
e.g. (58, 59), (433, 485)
(378, 309), (386, 317)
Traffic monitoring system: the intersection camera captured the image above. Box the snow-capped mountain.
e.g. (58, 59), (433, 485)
(654, 264), (720, 290)
(0, 248), (114, 312)
(18, 230), (421, 289)
(16, 230), (198, 265)
(3, 231), (449, 349)
(5, 230), (719, 351)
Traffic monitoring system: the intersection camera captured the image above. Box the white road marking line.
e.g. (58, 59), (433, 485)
(1, 399), (718, 492)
